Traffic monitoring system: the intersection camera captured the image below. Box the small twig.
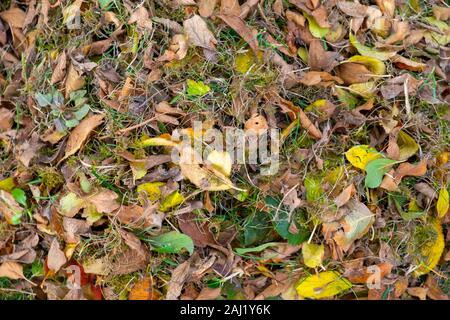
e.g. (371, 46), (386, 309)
(0, 287), (36, 296)
(117, 116), (156, 134)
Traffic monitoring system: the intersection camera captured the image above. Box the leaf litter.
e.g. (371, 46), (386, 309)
(0, 0), (449, 301)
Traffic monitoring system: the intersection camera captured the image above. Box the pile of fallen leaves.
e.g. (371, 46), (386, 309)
(0, 0), (449, 300)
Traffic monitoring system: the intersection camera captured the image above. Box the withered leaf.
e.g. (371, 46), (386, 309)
(61, 114), (104, 162)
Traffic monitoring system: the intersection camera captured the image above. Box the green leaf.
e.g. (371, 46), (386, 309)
(35, 93), (53, 107)
(74, 104), (90, 121)
(69, 90), (87, 102)
(64, 118), (80, 128)
(264, 196), (309, 245)
(243, 211), (272, 246)
(150, 231), (194, 255)
(11, 213), (22, 225)
(349, 33), (396, 61)
(11, 188), (27, 207)
(304, 14), (329, 38)
(31, 261), (44, 277)
(98, 0), (113, 9)
(186, 79), (210, 96)
(365, 158), (397, 188)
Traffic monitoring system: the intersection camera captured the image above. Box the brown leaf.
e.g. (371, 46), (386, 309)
(0, 108), (14, 131)
(433, 6), (450, 21)
(199, 0), (218, 17)
(87, 189), (119, 214)
(393, 160), (427, 184)
(286, 10), (305, 27)
(244, 114), (269, 134)
(178, 212), (215, 247)
(334, 184), (356, 208)
(414, 182), (437, 200)
(47, 238), (67, 273)
(336, 63), (373, 85)
(299, 71), (343, 87)
(65, 63), (85, 98)
(425, 275), (449, 300)
(337, 1), (368, 17)
(115, 203), (163, 232)
(166, 260), (191, 300)
(220, 0), (241, 16)
(308, 39), (339, 72)
(61, 114), (104, 162)
(51, 51), (67, 85)
(269, 93), (322, 139)
(0, 261), (25, 280)
(128, 6), (152, 30)
(394, 277), (409, 298)
(16, 132), (41, 167)
(129, 277), (161, 300)
(111, 230), (149, 275)
(407, 287), (428, 300)
(219, 14), (259, 55)
(392, 55), (426, 72)
(0, 8), (26, 29)
(183, 15), (217, 51)
(384, 20), (409, 45)
(196, 287), (221, 300)
(344, 262), (392, 283)
(63, 217), (90, 244)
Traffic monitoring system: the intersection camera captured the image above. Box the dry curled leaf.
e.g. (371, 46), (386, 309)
(183, 15), (217, 51)
(61, 114), (105, 163)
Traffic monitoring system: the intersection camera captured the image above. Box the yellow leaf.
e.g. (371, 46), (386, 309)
(159, 191), (185, 212)
(0, 177), (16, 192)
(304, 14), (329, 38)
(345, 145), (382, 170)
(297, 47), (308, 64)
(397, 130), (419, 161)
(437, 187), (449, 218)
(235, 50), (254, 74)
(138, 134), (178, 147)
(348, 81), (377, 98)
(302, 243), (324, 268)
(413, 219), (445, 277)
(349, 33), (397, 61)
(59, 192), (86, 217)
(296, 271), (352, 299)
(206, 150), (232, 177)
(179, 146), (237, 191)
(130, 162), (147, 181)
(347, 55), (385, 75)
(137, 182), (165, 202)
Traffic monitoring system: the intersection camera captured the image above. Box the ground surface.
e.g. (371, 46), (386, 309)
(0, 0), (449, 300)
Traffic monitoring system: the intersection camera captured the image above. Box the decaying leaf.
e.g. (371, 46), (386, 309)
(333, 200), (375, 252)
(61, 114), (104, 162)
(302, 243), (324, 268)
(413, 219), (445, 277)
(183, 15), (217, 51)
(296, 271), (352, 299)
(0, 261), (25, 280)
(47, 238), (67, 273)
